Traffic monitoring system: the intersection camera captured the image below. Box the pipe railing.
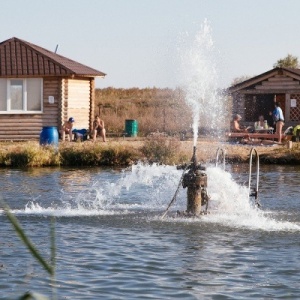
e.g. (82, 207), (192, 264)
(215, 147), (226, 170)
(248, 147), (260, 207)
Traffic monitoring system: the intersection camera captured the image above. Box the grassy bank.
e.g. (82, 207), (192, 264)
(0, 137), (300, 168)
(0, 141), (141, 168)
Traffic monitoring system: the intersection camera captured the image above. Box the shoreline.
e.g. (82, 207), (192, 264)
(0, 137), (299, 167)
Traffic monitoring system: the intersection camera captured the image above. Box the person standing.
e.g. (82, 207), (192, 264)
(92, 115), (107, 142)
(272, 102), (285, 143)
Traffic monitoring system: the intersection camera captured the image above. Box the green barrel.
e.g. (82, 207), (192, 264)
(125, 119), (138, 137)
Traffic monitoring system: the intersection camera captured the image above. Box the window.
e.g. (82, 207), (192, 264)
(0, 78), (43, 113)
(10, 79), (23, 110)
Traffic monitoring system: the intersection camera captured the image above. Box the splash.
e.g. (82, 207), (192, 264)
(14, 163), (184, 217)
(4, 163), (300, 232)
(178, 20), (225, 145)
(202, 166), (300, 231)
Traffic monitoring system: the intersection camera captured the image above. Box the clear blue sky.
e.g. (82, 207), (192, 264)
(2, 0), (300, 89)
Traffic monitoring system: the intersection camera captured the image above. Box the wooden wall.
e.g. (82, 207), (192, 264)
(0, 77), (96, 141)
(0, 78), (61, 140)
(65, 78), (91, 130)
(255, 75), (300, 90)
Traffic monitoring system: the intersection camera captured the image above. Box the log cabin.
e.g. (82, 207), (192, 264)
(228, 67), (300, 129)
(0, 37), (106, 140)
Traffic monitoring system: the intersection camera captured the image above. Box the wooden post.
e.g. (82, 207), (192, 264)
(89, 78), (95, 132)
(285, 93), (290, 122)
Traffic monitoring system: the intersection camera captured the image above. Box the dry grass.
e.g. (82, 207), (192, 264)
(95, 87), (231, 136)
(0, 137), (299, 168)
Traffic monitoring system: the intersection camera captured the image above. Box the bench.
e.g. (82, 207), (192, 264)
(226, 132), (279, 140)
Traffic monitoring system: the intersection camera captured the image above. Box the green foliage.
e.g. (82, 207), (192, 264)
(273, 54), (299, 68)
(140, 134), (187, 165)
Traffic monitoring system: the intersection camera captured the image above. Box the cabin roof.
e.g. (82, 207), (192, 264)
(0, 37), (106, 78)
(229, 67), (300, 93)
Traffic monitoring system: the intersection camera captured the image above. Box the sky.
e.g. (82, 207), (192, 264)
(2, 0), (300, 89)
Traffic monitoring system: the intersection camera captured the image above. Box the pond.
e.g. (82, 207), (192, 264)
(0, 162), (300, 299)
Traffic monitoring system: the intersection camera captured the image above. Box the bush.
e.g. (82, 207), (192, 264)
(140, 134), (187, 165)
(59, 142), (139, 166)
(0, 143), (60, 167)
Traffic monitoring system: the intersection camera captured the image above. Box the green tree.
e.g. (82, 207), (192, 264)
(273, 54), (299, 68)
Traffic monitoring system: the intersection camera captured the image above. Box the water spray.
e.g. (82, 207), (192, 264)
(161, 21), (261, 219)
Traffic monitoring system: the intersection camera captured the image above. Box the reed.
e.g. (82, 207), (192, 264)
(2, 199), (56, 299)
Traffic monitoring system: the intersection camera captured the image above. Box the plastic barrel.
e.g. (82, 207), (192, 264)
(125, 119), (138, 137)
(40, 126), (59, 146)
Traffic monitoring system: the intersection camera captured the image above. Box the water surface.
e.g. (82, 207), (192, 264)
(1, 163), (300, 299)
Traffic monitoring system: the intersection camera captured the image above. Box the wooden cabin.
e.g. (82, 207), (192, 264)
(0, 37), (106, 140)
(229, 67), (300, 128)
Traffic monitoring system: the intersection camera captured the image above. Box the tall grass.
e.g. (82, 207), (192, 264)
(0, 142), (60, 167)
(0, 141), (140, 168)
(60, 142), (140, 166)
(96, 87), (194, 135)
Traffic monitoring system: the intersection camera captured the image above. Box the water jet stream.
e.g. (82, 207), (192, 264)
(178, 19), (224, 146)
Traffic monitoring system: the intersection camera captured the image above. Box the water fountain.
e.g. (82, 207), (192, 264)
(180, 146), (209, 216)
(162, 20), (261, 218)
(162, 20), (221, 218)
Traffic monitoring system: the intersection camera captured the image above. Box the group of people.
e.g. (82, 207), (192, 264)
(60, 115), (106, 142)
(230, 102), (285, 143)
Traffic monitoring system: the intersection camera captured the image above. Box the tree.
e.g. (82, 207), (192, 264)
(230, 75), (253, 86)
(273, 54), (299, 68)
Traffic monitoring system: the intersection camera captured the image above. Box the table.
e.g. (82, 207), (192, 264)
(226, 132), (278, 141)
(254, 128), (274, 134)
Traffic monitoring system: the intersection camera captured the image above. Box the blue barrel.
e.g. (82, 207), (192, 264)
(125, 119), (138, 137)
(40, 126), (59, 146)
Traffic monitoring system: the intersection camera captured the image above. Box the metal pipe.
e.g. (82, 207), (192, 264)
(215, 147), (226, 170)
(248, 147), (260, 206)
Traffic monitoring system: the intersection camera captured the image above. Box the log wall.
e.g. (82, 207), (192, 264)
(0, 78), (61, 140)
(255, 75), (300, 90)
(66, 78), (91, 130)
(0, 77), (95, 141)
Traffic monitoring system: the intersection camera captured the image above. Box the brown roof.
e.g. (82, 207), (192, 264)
(229, 67), (300, 93)
(0, 37), (106, 77)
